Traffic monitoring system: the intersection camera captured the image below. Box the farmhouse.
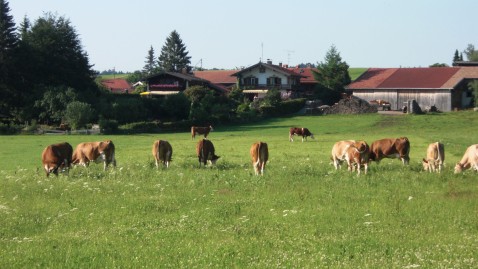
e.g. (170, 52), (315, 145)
(231, 60), (306, 100)
(101, 78), (133, 94)
(347, 67), (478, 112)
(142, 71), (226, 97)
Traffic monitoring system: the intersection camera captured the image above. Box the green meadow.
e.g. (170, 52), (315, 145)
(1, 112), (477, 268)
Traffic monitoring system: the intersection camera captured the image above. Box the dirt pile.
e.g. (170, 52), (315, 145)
(321, 96), (377, 115)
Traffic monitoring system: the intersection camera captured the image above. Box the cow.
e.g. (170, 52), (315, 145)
(331, 140), (370, 175)
(369, 137), (410, 165)
(454, 144), (478, 174)
(152, 140), (172, 168)
(191, 125), (213, 139)
(72, 140), (116, 170)
(289, 127), (314, 142)
(41, 142), (73, 177)
(250, 142), (269, 176)
(331, 140), (355, 170)
(422, 142), (445, 173)
(196, 139), (220, 167)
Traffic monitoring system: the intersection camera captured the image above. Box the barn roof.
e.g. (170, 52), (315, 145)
(346, 67), (478, 90)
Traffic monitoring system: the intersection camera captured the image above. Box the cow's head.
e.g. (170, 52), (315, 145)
(454, 163), (464, 174)
(208, 155), (220, 165)
(422, 158), (430, 171)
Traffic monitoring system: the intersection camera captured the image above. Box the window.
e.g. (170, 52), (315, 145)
(267, 77), (281, 86)
(244, 77), (258, 86)
(259, 66), (265, 73)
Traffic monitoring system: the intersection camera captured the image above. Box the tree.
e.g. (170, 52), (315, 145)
(21, 13), (97, 93)
(463, 44), (478, 61)
(158, 30), (191, 72)
(34, 86), (78, 124)
(0, 0), (17, 82)
(453, 49), (461, 63)
(429, 63), (448, 67)
(312, 45), (351, 104)
(64, 101), (94, 129)
(0, 0), (18, 117)
(468, 81), (478, 107)
(142, 45), (157, 75)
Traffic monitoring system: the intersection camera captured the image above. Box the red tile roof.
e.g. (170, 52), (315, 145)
(347, 67), (472, 89)
(379, 67), (460, 88)
(193, 70), (237, 84)
(101, 78), (132, 93)
(288, 67), (318, 84)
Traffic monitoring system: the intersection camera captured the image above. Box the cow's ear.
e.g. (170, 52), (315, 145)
(422, 158), (428, 163)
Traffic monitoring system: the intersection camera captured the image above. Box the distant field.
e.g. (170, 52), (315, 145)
(1, 111), (477, 268)
(96, 73), (131, 80)
(349, 68), (368, 81)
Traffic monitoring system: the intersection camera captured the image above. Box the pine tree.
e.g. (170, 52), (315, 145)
(0, 0), (18, 83)
(157, 30), (191, 72)
(312, 45), (351, 105)
(142, 45), (157, 75)
(453, 49), (461, 63)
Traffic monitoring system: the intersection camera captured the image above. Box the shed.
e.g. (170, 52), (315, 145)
(347, 67), (478, 111)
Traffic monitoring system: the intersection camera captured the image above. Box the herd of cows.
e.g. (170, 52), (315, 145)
(41, 126), (478, 177)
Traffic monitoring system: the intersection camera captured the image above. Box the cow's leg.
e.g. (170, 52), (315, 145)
(289, 134), (293, 142)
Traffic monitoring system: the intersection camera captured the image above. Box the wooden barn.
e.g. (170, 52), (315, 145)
(347, 67), (478, 111)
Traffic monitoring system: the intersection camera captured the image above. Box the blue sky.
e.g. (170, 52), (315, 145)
(9, 0), (478, 72)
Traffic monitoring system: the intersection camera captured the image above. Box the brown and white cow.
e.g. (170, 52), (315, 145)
(289, 127), (314, 142)
(331, 140), (370, 175)
(41, 142), (73, 177)
(454, 144), (478, 174)
(191, 125), (213, 139)
(250, 142), (269, 176)
(196, 139), (220, 167)
(152, 140), (172, 168)
(72, 140), (116, 170)
(369, 137), (410, 165)
(422, 142), (445, 173)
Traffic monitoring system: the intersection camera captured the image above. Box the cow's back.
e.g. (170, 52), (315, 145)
(41, 142), (73, 176)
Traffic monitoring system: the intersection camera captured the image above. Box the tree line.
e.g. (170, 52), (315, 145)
(2, 0), (477, 133)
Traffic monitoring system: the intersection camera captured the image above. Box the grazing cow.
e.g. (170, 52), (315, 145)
(422, 142), (445, 173)
(454, 144), (478, 174)
(250, 142), (269, 176)
(191, 125), (213, 139)
(41, 142), (73, 177)
(331, 140), (370, 175)
(289, 127), (314, 142)
(152, 140), (172, 168)
(369, 137), (410, 165)
(72, 140), (116, 170)
(331, 140), (355, 170)
(196, 139), (220, 167)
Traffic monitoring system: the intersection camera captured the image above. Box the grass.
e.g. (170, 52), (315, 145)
(1, 111), (478, 268)
(349, 68), (368, 81)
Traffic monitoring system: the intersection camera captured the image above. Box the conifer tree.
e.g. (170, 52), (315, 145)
(142, 45), (157, 75)
(0, 0), (17, 83)
(157, 30), (191, 72)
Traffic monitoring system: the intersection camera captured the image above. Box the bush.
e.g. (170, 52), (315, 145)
(99, 118), (118, 134)
(0, 123), (20, 134)
(119, 121), (161, 133)
(65, 101), (94, 129)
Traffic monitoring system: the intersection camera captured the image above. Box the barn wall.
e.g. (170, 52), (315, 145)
(353, 89), (452, 111)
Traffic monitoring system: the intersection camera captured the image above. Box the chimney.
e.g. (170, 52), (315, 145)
(266, 59), (272, 64)
(279, 62), (282, 67)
